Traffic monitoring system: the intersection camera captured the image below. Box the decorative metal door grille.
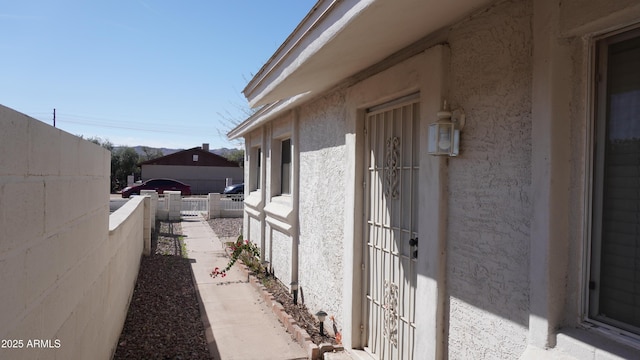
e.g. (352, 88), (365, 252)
(364, 97), (419, 360)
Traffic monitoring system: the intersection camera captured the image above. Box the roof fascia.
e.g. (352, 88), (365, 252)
(242, 0), (374, 107)
(227, 92), (313, 140)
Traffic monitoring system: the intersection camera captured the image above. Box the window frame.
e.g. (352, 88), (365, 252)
(585, 25), (640, 339)
(280, 138), (292, 195)
(251, 146), (261, 192)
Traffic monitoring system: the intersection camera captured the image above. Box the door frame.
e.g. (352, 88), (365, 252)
(343, 44), (450, 360)
(361, 94), (421, 359)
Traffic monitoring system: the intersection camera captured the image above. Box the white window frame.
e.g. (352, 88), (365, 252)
(280, 138), (292, 195)
(269, 135), (292, 198)
(251, 146), (261, 192)
(585, 24), (640, 340)
(263, 113), (295, 235)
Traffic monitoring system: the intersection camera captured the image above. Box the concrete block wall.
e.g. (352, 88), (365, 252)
(208, 193), (222, 219)
(103, 196), (148, 356)
(0, 105), (148, 360)
(139, 190), (157, 256)
(140, 190), (157, 231)
(154, 191), (181, 221)
(208, 193), (244, 219)
(166, 191), (182, 221)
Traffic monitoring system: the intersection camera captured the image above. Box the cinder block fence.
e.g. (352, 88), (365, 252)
(0, 105), (151, 360)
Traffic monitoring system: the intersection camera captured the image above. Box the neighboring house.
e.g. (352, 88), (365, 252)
(139, 143), (243, 194)
(228, 0), (640, 359)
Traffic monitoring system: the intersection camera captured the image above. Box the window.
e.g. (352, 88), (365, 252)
(281, 139), (291, 194)
(251, 147), (261, 191)
(589, 28), (640, 335)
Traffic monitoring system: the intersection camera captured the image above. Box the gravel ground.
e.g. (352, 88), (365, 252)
(113, 221), (210, 360)
(207, 217), (243, 243)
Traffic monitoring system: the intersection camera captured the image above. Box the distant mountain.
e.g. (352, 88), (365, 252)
(112, 146), (180, 156)
(211, 147), (240, 157)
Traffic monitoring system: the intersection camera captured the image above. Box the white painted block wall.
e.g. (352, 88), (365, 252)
(0, 105), (148, 360)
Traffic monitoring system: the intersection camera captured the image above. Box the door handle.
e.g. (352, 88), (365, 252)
(409, 237), (418, 247)
(410, 237), (418, 259)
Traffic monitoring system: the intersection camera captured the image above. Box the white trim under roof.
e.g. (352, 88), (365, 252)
(227, 92), (312, 140)
(241, 0), (493, 108)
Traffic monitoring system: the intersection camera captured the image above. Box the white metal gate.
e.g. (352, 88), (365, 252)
(363, 95), (419, 360)
(181, 197), (208, 216)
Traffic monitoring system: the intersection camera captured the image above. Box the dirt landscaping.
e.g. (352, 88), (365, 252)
(113, 221), (210, 360)
(114, 217), (338, 360)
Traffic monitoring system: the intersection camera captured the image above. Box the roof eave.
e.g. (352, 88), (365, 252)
(242, 0), (493, 108)
(228, 92), (313, 140)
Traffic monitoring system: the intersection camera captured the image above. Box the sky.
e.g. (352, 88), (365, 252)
(0, 1), (316, 150)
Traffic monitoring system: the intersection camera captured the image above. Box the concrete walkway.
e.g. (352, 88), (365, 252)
(181, 216), (307, 360)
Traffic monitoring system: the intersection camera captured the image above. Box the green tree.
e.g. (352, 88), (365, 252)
(112, 147), (140, 191)
(82, 137), (155, 192)
(85, 136), (114, 151)
(224, 148), (245, 167)
(141, 146), (164, 162)
(84, 137), (118, 192)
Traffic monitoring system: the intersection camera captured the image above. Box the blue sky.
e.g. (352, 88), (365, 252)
(0, 1), (315, 149)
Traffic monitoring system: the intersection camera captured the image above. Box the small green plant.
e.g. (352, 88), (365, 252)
(210, 235), (260, 278)
(179, 236), (188, 258)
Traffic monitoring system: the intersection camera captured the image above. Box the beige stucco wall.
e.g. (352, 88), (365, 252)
(270, 228), (293, 288)
(142, 164), (244, 194)
(297, 90), (347, 321)
(0, 105), (147, 359)
(241, 91), (348, 327)
(237, 0), (640, 358)
(445, 0), (532, 358)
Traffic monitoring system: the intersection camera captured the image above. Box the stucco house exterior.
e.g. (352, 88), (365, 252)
(228, 0), (640, 359)
(139, 144), (243, 194)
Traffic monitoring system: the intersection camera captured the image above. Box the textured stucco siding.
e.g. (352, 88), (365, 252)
(445, 0), (532, 358)
(270, 229), (292, 286)
(249, 216), (261, 249)
(297, 90), (347, 320)
(449, 298), (528, 359)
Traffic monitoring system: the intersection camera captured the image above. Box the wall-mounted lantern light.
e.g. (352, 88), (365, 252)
(428, 100), (465, 156)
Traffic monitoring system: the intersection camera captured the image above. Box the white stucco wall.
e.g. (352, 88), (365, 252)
(249, 216), (261, 248)
(0, 105), (148, 360)
(297, 90), (347, 321)
(235, 0), (640, 357)
(445, 0), (533, 358)
(270, 228), (292, 287)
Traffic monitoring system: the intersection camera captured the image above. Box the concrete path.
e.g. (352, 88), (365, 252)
(181, 216), (307, 360)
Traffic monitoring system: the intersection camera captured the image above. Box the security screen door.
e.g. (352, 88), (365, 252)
(363, 95), (419, 360)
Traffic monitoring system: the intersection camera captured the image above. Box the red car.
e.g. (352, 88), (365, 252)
(121, 178), (192, 198)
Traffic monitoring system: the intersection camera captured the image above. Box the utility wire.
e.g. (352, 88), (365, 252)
(30, 110), (223, 136)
